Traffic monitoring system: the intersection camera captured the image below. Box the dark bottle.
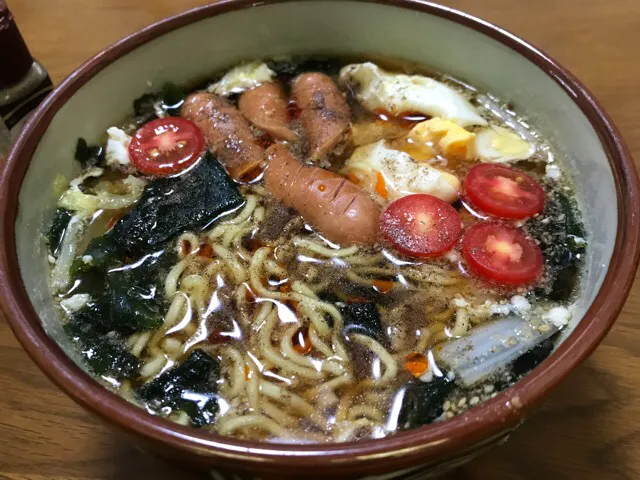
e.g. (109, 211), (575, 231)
(0, 0), (53, 158)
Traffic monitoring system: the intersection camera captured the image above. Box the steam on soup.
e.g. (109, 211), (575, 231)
(47, 56), (585, 443)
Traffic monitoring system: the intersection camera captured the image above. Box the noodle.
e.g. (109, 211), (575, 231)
(111, 186), (488, 442)
(221, 346), (247, 397)
(258, 309), (326, 379)
(294, 238), (360, 258)
(165, 259), (189, 298)
(280, 325), (345, 375)
(218, 414), (290, 437)
(351, 334), (398, 387)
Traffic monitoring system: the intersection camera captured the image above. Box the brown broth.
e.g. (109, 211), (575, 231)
(50, 55), (585, 443)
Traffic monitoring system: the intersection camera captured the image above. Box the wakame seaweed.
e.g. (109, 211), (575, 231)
(46, 208), (72, 257)
(137, 349), (220, 427)
(133, 92), (158, 124)
(528, 191), (586, 301)
(266, 56), (344, 83)
(511, 337), (555, 377)
(132, 82), (186, 123)
(71, 234), (122, 276)
(68, 247), (175, 337)
(74, 138), (104, 168)
(108, 281), (163, 332)
(63, 250), (173, 377)
(341, 302), (387, 345)
(65, 307), (140, 379)
(111, 154), (244, 256)
(160, 82), (186, 116)
(398, 376), (455, 430)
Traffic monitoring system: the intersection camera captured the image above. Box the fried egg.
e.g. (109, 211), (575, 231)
(474, 126), (535, 163)
(339, 63), (487, 128)
(209, 62), (275, 96)
(342, 140), (460, 203)
(406, 118), (476, 161)
(105, 127), (132, 167)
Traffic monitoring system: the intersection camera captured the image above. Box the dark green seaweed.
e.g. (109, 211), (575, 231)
(266, 56), (344, 84)
(528, 191), (586, 301)
(137, 350), (220, 427)
(74, 138), (104, 168)
(341, 302), (386, 344)
(160, 82), (186, 116)
(68, 249), (175, 336)
(46, 208), (73, 257)
(132, 82), (186, 124)
(511, 337), (555, 377)
(133, 92), (158, 124)
(71, 234), (121, 276)
(108, 281), (163, 332)
(398, 376), (455, 430)
(111, 154), (244, 256)
(65, 308), (140, 379)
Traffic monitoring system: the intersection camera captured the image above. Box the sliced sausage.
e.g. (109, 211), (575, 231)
(238, 83), (297, 142)
(181, 92), (264, 180)
(264, 144), (379, 245)
(291, 73), (351, 162)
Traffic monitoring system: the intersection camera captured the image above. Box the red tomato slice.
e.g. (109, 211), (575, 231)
(461, 222), (543, 286)
(463, 164), (545, 219)
(380, 194), (462, 258)
(129, 117), (205, 176)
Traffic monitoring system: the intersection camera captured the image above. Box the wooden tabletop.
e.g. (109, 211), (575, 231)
(1, 1), (639, 478)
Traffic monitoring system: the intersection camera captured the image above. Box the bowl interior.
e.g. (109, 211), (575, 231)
(13, 0), (616, 433)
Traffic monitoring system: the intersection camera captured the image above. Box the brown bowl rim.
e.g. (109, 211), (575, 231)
(1, 0), (639, 475)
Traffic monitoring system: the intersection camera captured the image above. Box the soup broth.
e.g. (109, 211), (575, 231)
(47, 56), (585, 443)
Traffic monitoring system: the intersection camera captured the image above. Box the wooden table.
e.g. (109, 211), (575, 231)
(1, 1), (638, 478)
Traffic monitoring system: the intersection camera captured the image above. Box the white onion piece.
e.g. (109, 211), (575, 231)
(58, 175), (146, 214)
(50, 215), (87, 293)
(437, 315), (558, 387)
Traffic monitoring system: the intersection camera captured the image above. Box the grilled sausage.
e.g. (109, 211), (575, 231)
(238, 83), (297, 142)
(264, 144), (379, 245)
(181, 92), (264, 180)
(291, 73), (351, 162)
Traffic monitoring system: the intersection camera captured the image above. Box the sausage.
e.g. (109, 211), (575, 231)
(238, 83), (297, 142)
(264, 144), (379, 245)
(291, 73), (351, 162)
(181, 92), (264, 180)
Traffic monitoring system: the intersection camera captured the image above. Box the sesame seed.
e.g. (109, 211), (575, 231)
(458, 398), (467, 407)
(484, 385), (495, 394)
(470, 396), (480, 406)
(443, 401), (451, 411)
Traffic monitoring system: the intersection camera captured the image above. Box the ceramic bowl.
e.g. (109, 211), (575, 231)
(1, 1), (638, 479)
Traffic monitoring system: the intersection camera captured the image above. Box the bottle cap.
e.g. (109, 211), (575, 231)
(0, 1), (34, 89)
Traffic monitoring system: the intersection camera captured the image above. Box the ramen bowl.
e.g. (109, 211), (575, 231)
(1, 1), (638, 478)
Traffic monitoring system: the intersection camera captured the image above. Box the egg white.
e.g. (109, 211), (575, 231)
(342, 140), (460, 203)
(339, 63), (487, 128)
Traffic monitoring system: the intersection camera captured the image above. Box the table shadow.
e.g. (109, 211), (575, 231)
(448, 357), (637, 480)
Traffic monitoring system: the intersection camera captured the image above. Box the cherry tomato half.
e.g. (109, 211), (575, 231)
(461, 222), (543, 286)
(463, 164), (545, 219)
(129, 117), (205, 176)
(380, 194), (462, 258)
